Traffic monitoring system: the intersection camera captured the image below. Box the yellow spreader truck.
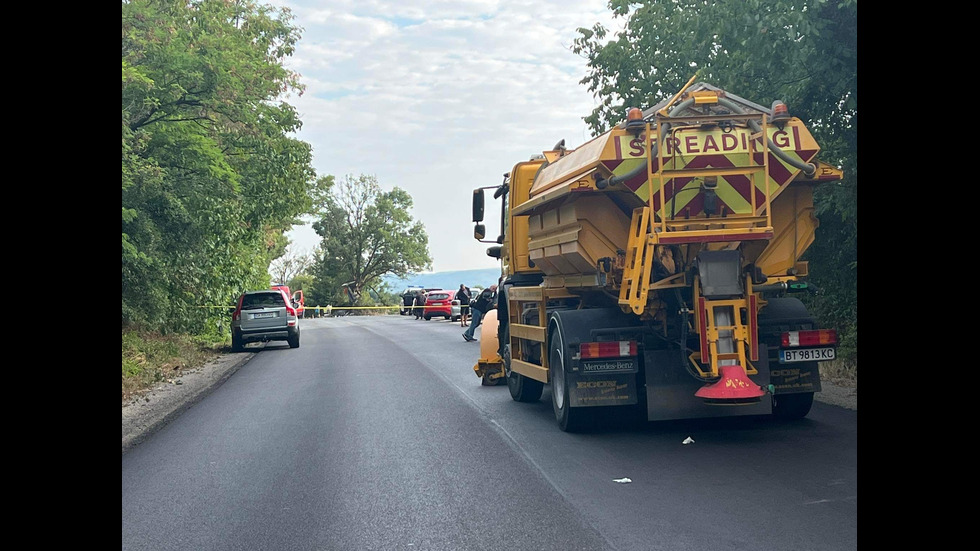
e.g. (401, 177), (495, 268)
(471, 81), (843, 431)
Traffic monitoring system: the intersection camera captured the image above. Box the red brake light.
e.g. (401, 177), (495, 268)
(579, 341), (637, 359)
(232, 295), (244, 321)
(781, 330), (837, 347)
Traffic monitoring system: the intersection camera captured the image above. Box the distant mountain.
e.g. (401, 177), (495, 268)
(383, 268), (501, 292)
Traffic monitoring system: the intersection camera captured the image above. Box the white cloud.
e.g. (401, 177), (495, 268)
(266, 1), (620, 272)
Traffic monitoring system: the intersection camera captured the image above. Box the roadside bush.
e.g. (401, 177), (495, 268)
(122, 328), (222, 403)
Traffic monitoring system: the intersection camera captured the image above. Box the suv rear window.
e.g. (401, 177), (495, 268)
(428, 293), (450, 300)
(241, 292), (286, 309)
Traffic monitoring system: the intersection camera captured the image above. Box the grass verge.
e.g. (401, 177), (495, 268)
(819, 358), (857, 388)
(122, 329), (225, 404)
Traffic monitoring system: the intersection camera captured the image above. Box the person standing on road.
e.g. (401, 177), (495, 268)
(413, 289), (426, 320)
(463, 284), (496, 342)
(456, 284), (471, 327)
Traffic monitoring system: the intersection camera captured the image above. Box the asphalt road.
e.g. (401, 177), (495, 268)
(122, 315), (857, 551)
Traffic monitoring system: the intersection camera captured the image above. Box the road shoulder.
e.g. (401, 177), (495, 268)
(815, 379), (857, 411)
(122, 352), (254, 453)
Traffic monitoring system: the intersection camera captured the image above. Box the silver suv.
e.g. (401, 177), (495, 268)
(231, 289), (300, 351)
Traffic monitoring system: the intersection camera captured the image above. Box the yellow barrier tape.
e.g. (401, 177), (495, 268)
(200, 305), (466, 310)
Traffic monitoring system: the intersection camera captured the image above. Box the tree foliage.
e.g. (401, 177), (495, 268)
(310, 174), (431, 306)
(122, 0), (316, 334)
(573, 0), (857, 362)
(269, 244), (313, 286)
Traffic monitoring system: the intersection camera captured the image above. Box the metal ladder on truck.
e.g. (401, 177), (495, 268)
(618, 103), (774, 381)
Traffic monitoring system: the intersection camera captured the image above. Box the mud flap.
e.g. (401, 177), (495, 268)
(554, 307), (643, 409)
(567, 372), (638, 407)
(769, 362), (822, 395)
(643, 348), (773, 421)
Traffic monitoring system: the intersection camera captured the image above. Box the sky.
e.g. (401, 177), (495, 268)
(265, 0), (621, 273)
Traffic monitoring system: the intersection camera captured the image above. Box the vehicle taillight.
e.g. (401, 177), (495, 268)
(579, 340), (637, 359)
(781, 329), (837, 347)
(232, 295), (244, 321)
(286, 305), (296, 317)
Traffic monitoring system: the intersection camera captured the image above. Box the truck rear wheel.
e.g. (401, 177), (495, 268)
(550, 321), (591, 432)
(758, 297), (817, 419)
(772, 392), (813, 419)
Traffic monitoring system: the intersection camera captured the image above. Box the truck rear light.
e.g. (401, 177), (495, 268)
(580, 340), (637, 359)
(781, 329), (837, 347)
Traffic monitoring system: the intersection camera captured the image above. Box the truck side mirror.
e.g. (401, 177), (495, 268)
(487, 245), (502, 258)
(474, 223), (486, 240)
(472, 189), (485, 222)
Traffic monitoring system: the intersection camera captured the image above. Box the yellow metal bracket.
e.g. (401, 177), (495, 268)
(657, 72), (700, 117)
(619, 206), (653, 315)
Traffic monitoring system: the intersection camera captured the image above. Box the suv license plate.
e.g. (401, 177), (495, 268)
(253, 312), (275, 319)
(779, 347), (835, 363)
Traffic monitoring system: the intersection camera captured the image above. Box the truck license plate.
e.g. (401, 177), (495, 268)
(779, 347), (835, 363)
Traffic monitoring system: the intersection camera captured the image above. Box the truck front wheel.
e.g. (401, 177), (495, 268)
(505, 342), (543, 402)
(758, 297), (818, 420)
(507, 370), (543, 402)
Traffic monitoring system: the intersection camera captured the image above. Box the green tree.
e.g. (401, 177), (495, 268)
(269, 244), (313, 286)
(122, 0), (315, 334)
(573, 0), (856, 363)
(310, 174), (431, 306)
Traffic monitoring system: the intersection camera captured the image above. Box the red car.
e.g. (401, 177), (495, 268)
(271, 284), (305, 318)
(423, 290), (457, 321)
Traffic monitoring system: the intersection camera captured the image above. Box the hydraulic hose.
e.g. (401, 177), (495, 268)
(606, 99), (696, 186)
(716, 97), (816, 177)
(606, 95), (815, 183)
(676, 288), (713, 382)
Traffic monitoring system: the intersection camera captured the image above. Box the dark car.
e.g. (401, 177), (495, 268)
(399, 287), (424, 315)
(231, 289), (300, 351)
